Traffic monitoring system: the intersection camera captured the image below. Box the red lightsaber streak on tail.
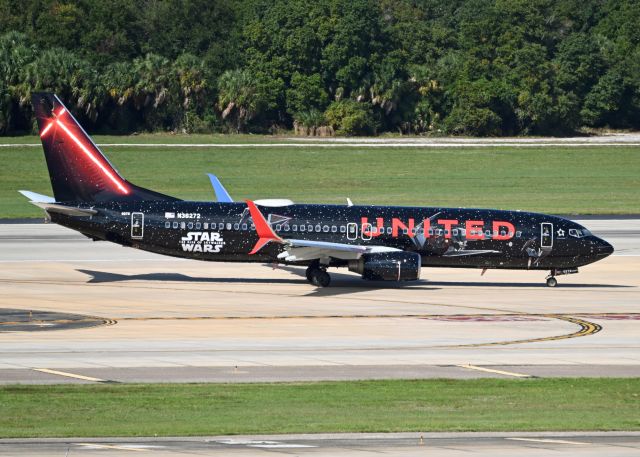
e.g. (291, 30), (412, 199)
(39, 122), (53, 138)
(55, 120), (129, 194)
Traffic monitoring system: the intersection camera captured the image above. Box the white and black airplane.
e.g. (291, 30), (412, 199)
(21, 93), (613, 287)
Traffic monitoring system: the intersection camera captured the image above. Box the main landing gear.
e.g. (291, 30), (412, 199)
(306, 264), (331, 287)
(546, 267), (579, 287)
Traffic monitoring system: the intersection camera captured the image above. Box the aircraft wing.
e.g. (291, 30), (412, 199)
(277, 239), (399, 262)
(442, 249), (501, 257)
(207, 174), (234, 202)
(245, 199), (400, 261)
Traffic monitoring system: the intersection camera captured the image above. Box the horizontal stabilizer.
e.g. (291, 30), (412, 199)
(18, 190), (55, 203)
(31, 202), (97, 217)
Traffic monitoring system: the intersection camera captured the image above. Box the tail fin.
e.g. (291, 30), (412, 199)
(32, 93), (178, 203)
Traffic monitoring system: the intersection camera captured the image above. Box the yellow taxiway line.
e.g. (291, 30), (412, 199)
(33, 368), (106, 382)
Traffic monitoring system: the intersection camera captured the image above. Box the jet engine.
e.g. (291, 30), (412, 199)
(348, 251), (421, 281)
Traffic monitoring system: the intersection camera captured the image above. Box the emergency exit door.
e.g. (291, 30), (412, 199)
(131, 212), (144, 239)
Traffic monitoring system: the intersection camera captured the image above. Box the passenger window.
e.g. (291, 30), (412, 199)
(485, 230), (491, 237)
(276, 225), (282, 231)
(226, 223), (232, 230)
(452, 229), (458, 236)
(196, 222), (201, 229)
(284, 225), (290, 231)
(300, 225), (306, 232)
(387, 227), (392, 234)
(203, 223), (209, 229)
(315, 225), (321, 232)
(331, 226), (337, 233)
(323, 225), (329, 233)
(308, 225), (313, 232)
(293, 225), (298, 231)
(180, 222), (186, 229)
(516, 231), (522, 238)
(172, 222), (179, 229)
(165, 221), (171, 229)
(234, 223), (239, 230)
(340, 226), (346, 233)
(188, 222), (194, 229)
(428, 228), (434, 235)
(242, 224), (247, 230)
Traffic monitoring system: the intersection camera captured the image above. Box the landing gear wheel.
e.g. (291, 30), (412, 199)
(306, 267), (331, 287)
(546, 276), (557, 287)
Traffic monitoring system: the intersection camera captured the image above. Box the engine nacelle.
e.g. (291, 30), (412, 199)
(348, 251), (421, 281)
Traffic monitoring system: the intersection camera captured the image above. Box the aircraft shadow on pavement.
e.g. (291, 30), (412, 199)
(77, 269), (308, 285)
(77, 268), (629, 297)
(76, 267), (442, 296)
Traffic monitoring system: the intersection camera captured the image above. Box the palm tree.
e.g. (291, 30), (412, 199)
(217, 69), (259, 132)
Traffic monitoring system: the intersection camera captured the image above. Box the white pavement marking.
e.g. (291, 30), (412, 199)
(33, 368), (106, 382)
(506, 437), (589, 445)
(249, 443), (317, 448)
(457, 364), (533, 378)
(216, 439), (316, 448)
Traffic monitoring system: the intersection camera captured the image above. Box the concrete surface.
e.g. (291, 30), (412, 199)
(1, 432), (639, 456)
(0, 220), (638, 384)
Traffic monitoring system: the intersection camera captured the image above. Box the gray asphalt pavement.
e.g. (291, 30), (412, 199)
(1, 432), (639, 456)
(0, 220), (638, 384)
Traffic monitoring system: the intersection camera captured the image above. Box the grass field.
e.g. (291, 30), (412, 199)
(1, 139), (639, 218)
(1, 379), (638, 437)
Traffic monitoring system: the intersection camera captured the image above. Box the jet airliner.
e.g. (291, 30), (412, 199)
(22, 93), (614, 287)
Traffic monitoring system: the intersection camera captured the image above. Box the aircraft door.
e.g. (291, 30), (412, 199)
(361, 223), (372, 241)
(131, 212), (144, 239)
(347, 222), (358, 241)
(541, 222), (553, 248)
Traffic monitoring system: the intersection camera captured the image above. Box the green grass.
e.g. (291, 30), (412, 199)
(1, 143), (639, 218)
(1, 379), (638, 437)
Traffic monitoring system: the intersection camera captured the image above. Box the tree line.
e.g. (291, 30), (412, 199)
(1, 0), (639, 136)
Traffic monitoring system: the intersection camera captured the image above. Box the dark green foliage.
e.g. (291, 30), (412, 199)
(1, 0), (640, 135)
(325, 99), (376, 135)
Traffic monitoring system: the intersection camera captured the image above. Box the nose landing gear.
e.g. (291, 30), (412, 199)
(306, 264), (331, 287)
(545, 267), (579, 287)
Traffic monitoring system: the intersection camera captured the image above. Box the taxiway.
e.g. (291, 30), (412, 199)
(0, 219), (638, 384)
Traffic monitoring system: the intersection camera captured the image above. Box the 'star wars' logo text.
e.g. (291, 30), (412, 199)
(180, 232), (225, 253)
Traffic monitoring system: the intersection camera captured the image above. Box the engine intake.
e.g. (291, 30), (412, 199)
(348, 251), (421, 281)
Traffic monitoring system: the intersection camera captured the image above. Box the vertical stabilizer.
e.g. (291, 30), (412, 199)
(32, 93), (178, 203)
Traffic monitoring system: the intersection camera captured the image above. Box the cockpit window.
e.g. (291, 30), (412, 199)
(569, 228), (590, 238)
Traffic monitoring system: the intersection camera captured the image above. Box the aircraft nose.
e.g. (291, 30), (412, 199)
(594, 237), (614, 257)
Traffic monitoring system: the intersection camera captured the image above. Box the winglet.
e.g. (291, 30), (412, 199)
(245, 200), (283, 254)
(207, 174), (233, 202)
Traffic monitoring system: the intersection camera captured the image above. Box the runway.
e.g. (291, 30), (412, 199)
(1, 432), (639, 456)
(0, 219), (638, 384)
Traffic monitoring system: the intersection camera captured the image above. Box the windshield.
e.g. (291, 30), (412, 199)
(569, 228), (591, 238)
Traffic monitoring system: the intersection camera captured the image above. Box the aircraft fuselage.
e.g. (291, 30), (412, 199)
(50, 201), (613, 271)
